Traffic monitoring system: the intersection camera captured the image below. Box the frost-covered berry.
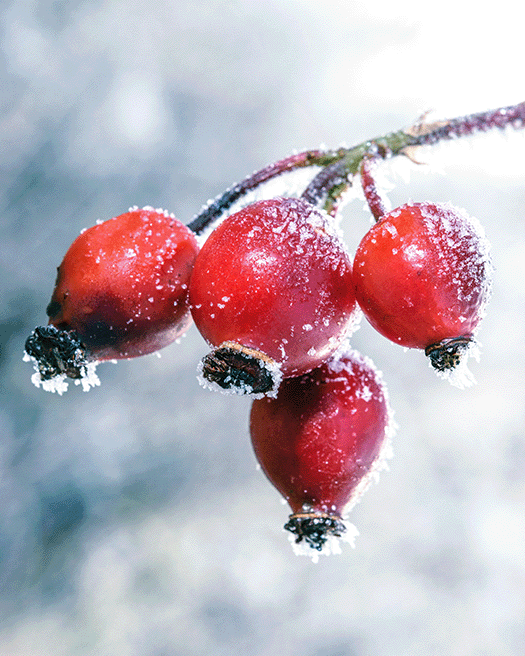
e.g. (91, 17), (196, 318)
(188, 197), (360, 396)
(250, 347), (394, 558)
(25, 207), (199, 391)
(353, 202), (493, 384)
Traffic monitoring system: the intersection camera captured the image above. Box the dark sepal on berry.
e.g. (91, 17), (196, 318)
(200, 341), (281, 395)
(24, 325), (89, 380)
(284, 511), (347, 552)
(425, 336), (472, 372)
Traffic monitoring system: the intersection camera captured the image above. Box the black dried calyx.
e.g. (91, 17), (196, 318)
(25, 325), (88, 380)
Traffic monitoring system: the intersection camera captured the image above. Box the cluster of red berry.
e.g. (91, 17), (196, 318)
(24, 102), (522, 557)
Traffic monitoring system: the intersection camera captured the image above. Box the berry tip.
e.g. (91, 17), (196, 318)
(199, 341), (282, 396)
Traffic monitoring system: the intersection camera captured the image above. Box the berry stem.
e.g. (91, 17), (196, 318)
(359, 155), (389, 221)
(187, 148), (347, 234)
(187, 101), (525, 232)
(314, 101), (525, 214)
(300, 159), (348, 217)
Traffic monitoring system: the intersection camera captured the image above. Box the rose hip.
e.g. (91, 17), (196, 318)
(353, 202), (493, 374)
(189, 197), (359, 396)
(25, 206), (199, 388)
(250, 348), (393, 554)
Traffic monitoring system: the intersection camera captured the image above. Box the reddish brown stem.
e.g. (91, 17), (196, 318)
(359, 155), (389, 221)
(300, 160), (348, 216)
(402, 102), (525, 147)
(187, 148), (346, 234)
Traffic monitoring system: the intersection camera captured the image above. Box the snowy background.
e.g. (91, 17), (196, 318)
(1, 1), (525, 655)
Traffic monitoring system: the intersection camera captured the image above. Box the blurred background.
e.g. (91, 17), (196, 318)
(1, 1), (524, 655)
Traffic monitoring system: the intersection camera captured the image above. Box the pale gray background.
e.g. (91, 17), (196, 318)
(1, 1), (524, 655)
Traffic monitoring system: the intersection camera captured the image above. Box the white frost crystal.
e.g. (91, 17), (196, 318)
(24, 351), (100, 394)
(288, 521), (360, 564)
(431, 339), (481, 389)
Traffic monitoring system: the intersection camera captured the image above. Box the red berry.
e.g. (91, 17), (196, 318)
(353, 202), (492, 375)
(250, 348), (393, 555)
(25, 207), (199, 388)
(189, 197), (359, 396)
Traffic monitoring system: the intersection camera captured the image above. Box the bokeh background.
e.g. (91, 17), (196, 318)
(1, 1), (525, 655)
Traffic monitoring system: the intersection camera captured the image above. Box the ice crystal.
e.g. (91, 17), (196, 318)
(432, 339), (481, 389)
(287, 520), (359, 563)
(24, 351), (101, 394)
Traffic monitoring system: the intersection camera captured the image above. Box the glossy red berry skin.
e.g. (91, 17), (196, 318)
(353, 202), (492, 351)
(250, 349), (392, 549)
(46, 207), (199, 361)
(189, 198), (359, 381)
